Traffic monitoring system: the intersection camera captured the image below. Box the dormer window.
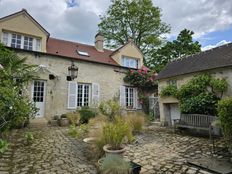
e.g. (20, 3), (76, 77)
(122, 56), (138, 69)
(1, 31), (41, 51)
(77, 50), (89, 56)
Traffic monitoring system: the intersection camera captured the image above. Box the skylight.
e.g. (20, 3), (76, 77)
(77, 50), (89, 56)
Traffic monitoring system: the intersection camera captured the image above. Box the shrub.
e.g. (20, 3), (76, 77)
(160, 85), (178, 97)
(99, 100), (121, 121)
(0, 139), (9, 153)
(217, 98), (232, 150)
(24, 132), (34, 144)
(0, 44), (37, 133)
(125, 112), (145, 133)
(100, 154), (131, 174)
(66, 111), (80, 125)
(68, 124), (89, 139)
(79, 106), (96, 124)
(102, 117), (133, 150)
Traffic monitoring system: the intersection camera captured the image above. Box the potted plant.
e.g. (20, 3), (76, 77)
(59, 114), (69, 127)
(102, 117), (133, 156)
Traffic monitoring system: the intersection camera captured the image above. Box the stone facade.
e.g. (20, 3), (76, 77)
(158, 67), (232, 126)
(18, 50), (129, 120)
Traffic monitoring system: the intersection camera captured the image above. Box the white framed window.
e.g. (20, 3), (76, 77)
(122, 86), (137, 109)
(24, 36), (33, 50)
(167, 79), (177, 87)
(35, 39), (41, 51)
(122, 56), (138, 68)
(2, 33), (9, 46)
(11, 33), (22, 48)
(1, 32), (41, 51)
(77, 84), (91, 107)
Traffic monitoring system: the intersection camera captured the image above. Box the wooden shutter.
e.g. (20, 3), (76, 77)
(136, 88), (142, 109)
(120, 86), (126, 107)
(92, 83), (100, 107)
(67, 82), (77, 109)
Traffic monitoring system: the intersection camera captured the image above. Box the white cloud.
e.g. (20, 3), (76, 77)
(154, 0), (232, 38)
(0, 0), (232, 45)
(201, 40), (231, 51)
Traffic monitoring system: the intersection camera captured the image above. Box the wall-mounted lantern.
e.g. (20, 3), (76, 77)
(67, 61), (78, 81)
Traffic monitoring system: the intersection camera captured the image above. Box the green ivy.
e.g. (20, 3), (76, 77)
(160, 85), (178, 97)
(217, 98), (232, 150)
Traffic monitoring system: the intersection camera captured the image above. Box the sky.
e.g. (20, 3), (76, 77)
(0, 0), (232, 51)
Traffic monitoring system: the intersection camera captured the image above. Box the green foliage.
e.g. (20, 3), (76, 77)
(160, 74), (228, 115)
(148, 29), (201, 72)
(0, 139), (9, 153)
(123, 67), (158, 92)
(66, 111), (80, 125)
(217, 98), (232, 150)
(98, 0), (170, 65)
(179, 93), (219, 115)
(99, 100), (121, 121)
(79, 106), (96, 124)
(125, 113), (145, 133)
(0, 44), (37, 132)
(160, 85), (178, 97)
(102, 117), (133, 150)
(100, 154), (131, 174)
(24, 132), (34, 144)
(68, 124), (89, 139)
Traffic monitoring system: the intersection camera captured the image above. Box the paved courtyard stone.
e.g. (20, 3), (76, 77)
(0, 125), (228, 174)
(124, 127), (225, 174)
(0, 127), (97, 174)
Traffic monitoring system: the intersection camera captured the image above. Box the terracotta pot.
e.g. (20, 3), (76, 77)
(103, 144), (126, 156)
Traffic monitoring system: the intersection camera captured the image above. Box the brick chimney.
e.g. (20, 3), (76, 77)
(95, 32), (104, 52)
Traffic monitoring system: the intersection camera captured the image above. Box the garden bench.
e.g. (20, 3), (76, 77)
(174, 114), (216, 133)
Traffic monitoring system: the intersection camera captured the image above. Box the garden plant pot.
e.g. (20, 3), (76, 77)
(59, 118), (69, 127)
(103, 144), (126, 157)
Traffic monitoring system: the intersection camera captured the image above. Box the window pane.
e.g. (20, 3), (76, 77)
(77, 84), (90, 107)
(2, 33), (9, 46)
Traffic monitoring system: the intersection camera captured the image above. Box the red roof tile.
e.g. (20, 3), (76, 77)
(46, 38), (119, 66)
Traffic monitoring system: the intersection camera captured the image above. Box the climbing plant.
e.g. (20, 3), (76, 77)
(124, 66), (158, 114)
(160, 74), (228, 115)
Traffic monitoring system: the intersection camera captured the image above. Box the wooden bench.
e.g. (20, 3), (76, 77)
(174, 114), (216, 132)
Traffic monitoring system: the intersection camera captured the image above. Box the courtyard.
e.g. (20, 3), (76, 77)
(0, 125), (224, 174)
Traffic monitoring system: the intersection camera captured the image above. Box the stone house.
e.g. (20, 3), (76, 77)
(157, 43), (232, 126)
(0, 9), (144, 120)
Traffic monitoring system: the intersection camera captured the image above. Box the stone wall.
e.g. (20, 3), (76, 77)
(18, 50), (128, 120)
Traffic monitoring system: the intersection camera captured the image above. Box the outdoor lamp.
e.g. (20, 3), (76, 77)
(67, 61), (78, 81)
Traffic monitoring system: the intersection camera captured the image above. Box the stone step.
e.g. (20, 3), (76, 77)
(150, 121), (161, 127)
(29, 118), (48, 128)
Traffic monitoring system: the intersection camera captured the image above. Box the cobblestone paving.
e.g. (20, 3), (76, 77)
(124, 127), (222, 174)
(0, 127), (97, 174)
(0, 126), (227, 174)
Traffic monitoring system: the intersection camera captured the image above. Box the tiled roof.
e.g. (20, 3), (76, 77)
(46, 38), (119, 66)
(157, 43), (232, 80)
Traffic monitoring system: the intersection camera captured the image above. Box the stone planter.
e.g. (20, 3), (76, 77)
(50, 119), (58, 126)
(103, 144), (126, 157)
(59, 118), (69, 127)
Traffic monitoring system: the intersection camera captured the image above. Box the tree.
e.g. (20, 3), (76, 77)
(98, 0), (170, 64)
(148, 29), (201, 72)
(0, 44), (37, 133)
